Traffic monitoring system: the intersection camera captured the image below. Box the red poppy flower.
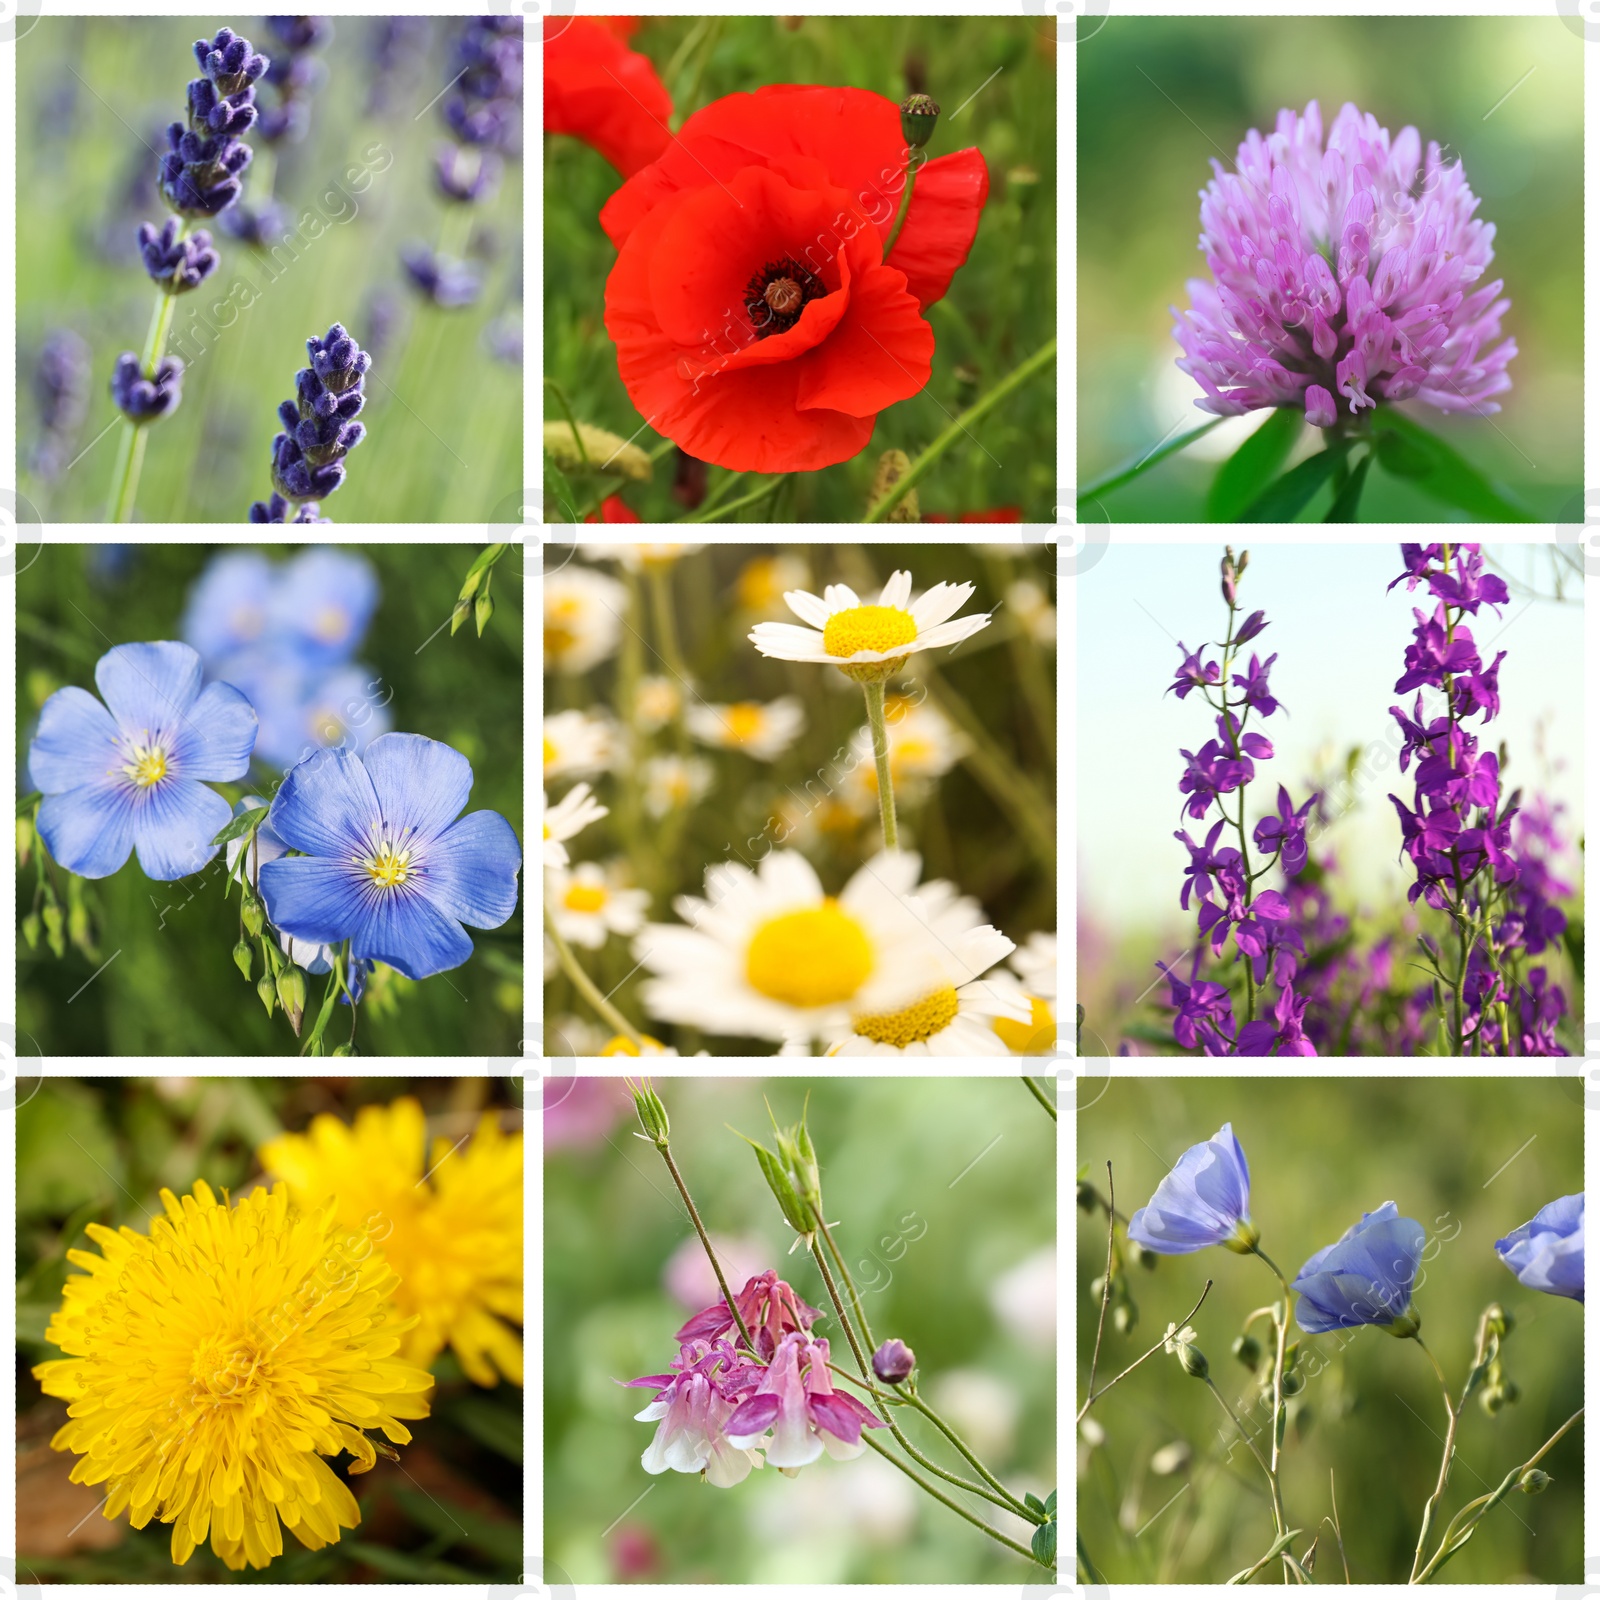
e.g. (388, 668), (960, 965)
(602, 85), (989, 474)
(543, 18), (672, 178)
(585, 494), (642, 523)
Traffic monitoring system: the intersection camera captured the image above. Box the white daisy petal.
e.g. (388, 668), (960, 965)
(879, 570), (914, 610)
(910, 580), (977, 631)
(784, 588), (833, 629)
(917, 614), (993, 651)
(822, 583), (862, 612)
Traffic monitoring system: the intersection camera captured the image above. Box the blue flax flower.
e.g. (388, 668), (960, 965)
(1293, 1201), (1425, 1336)
(259, 733), (520, 979)
(28, 642), (256, 880)
(1496, 1193), (1583, 1303)
(1129, 1123), (1258, 1254)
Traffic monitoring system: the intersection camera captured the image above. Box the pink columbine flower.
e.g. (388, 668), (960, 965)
(675, 1269), (822, 1358)
(723, 1333), (886, 1470)
(621, 1338), (767, 1487)
(1172, 101), (1516, 427)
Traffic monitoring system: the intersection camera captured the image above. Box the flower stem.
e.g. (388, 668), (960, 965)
(1408, 1332), (1468, 1582)
(1020, 1074), (1057, 1121)
(681, 474), (785, 523)
(882, 151), (923, 257)
(542, 900), (644, 1049)
(653, 1138), (760, 1358)
(862, 338), (1056, 522)
(106, 240), (185, 523)
(543, 376), (590, 465)
(1251, 1246), (1295, 1581)
(861, 679), (899, 850)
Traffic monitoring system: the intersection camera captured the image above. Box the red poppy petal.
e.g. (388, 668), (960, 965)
(885, 148), (990, 309)
(647, 165), (853, 350)
(585, 495), (642, 523)
(543, 18), (672, 178)
(796, 263), (932, 418)
(601, 84), (906, 249)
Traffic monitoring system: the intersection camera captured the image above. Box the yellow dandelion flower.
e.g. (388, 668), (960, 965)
(31, 1180), (433, 1572)
(260, 1097), (523, 1387)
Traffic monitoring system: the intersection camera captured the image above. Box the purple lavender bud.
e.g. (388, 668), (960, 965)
(137, 219), (219, 294)
(483, 313), (522, 366)
(262, 323), (372, 506)
(434, 143), (502, 204)
(29, 330), (91, 483)
(257, 18), (330, 144)
(248, 491), (329, 523)
(265, 16), (333, 54)
(871, 1338), (916, 1385)
(111, 353), (184, 424)
(401, 245), (482, 308)
(217, 198), (293, 248)
(440, 16), (522, 154)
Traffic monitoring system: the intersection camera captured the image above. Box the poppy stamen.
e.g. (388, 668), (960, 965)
(744, 257), (825, 339)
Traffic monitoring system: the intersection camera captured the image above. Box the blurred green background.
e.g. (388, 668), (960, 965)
(1077, 15), (1582, 521)
(545, 15), (1056, 523)
(17, 17), (522, 523)
(16, 1075), (522, 1583)
(1077, 1077), (1583, 1583)
(545, 1075), (1056, 1582)
(17, 543), (523, 1057)
(544, 542), (1055, 1056)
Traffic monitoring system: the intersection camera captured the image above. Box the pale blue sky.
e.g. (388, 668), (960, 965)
(1077, 543), (1584, 933)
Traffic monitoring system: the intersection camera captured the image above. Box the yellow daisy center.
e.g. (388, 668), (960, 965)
(725, 703), (766, 743)
(993, 995), (1056, 1055)
(361, 840), (413, 889)
(823, 604), (917, 658)
(745, 900), (873, 1007)
(122, 740), (169, 788)
(736, 558), (784, 610)
(543, 735), (557, 767)
(852, 984), (960, 1048)
(600, 1033), (665, 1056)
(564, 882), (608, 913)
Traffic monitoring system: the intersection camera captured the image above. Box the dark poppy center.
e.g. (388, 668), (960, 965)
(744, 257), (826, 339)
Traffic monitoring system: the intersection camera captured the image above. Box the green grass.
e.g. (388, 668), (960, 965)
(544, 15), (1057, 523)
(16, 17), (522, 523)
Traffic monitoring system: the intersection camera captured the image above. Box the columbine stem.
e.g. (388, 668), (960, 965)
(862, 338), (1056, 522)
(106, 250), (184, 523)
(652, 1138), (760, 1358)
(543, 900), (644, 1049)
(861, 679), (899, 850)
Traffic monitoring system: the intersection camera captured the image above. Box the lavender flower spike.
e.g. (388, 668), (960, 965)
(1173, 100), (1516, 426)
(248, 491), (328, 524)
(138, 218), (219, 294)
(262, 323), (372, 509)
(111, 353), (184, 423)
(160, 27), (270, 218)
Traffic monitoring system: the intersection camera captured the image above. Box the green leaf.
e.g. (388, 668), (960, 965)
(1240, 444), (1348, 522)
(1024, 1491), (1046, 1518)
(1031, 1519), (1058, 1569)
(1324, 451), (1373, 522)
(1077, 418), (1225, 507)
(1045, 1488), (1057, 1516)
(445, 1394), (523, 1462)
(209, 804), (269, 849)
(1226, 1528), (1305, 1584)
(1372, 410), (1534, 522)
(1206, 407), (1302, 521)
(16, 789), (42, 814)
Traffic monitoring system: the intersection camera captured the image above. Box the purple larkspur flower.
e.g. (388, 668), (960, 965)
(1233, 609), (1269, 646)
(1179, 739), (1254, 820)
(1215, 710), (1272, 761)
(1427, 546), (1509, 616)
(1231, 652), (1280, 717)
(1156, 961), (1235, 1053)
(1173, 101), (1516, 425)
(1174, 818), (1240, 910)
(1167, 642), (1221, 700)
(1454, 649), (1507, 721)
(1253, 784), (1316, 875)
(1235, 982), (1316, 1057)
(1394, 604), (1480, 694)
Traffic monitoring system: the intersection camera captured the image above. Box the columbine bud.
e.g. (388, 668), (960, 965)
(792, 1120), (822, 1210)
(749, 1141), (813, 1238)
(474, 591), (494, 636)
(1236, 549), (1250, 578)
(241, 893), (264, 937)
(872, 1338), (916, 1384)
(451, 596), (473, 636)
(1232, 1334), (1262, 1372)
(1518, 1468), (1550, 1495)
(232, 940), (253, 980)
(629, 1079), (671, 1145)
(1177, 1341), (1209, 1381)
(900, 93), (940, 150)
(276, 965), (306, 1035)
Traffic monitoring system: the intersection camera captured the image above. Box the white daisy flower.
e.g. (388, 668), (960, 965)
(686, 696), (806, 761)
(734, 554), (811, 619)
(985, 970), (1058, 1055)
(1006, 578), (1057, 647)
(546, 860), (650, 949)
(545, 566), (628, 674)
(1011, 931), (1058, 1000)
(632, 849), (1016, 1048)
(643, 754), (713, 819)
(547, 1013), (608, 1057)
(584, 542), (705, 570)
(749, 570), (992, 681)
(767, 793), (863, 851)
(634, 675), (683, 732)
(590, 1034), (710, 1057)
(542, 783), (607, 869)
(544, 709), (618, 780)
